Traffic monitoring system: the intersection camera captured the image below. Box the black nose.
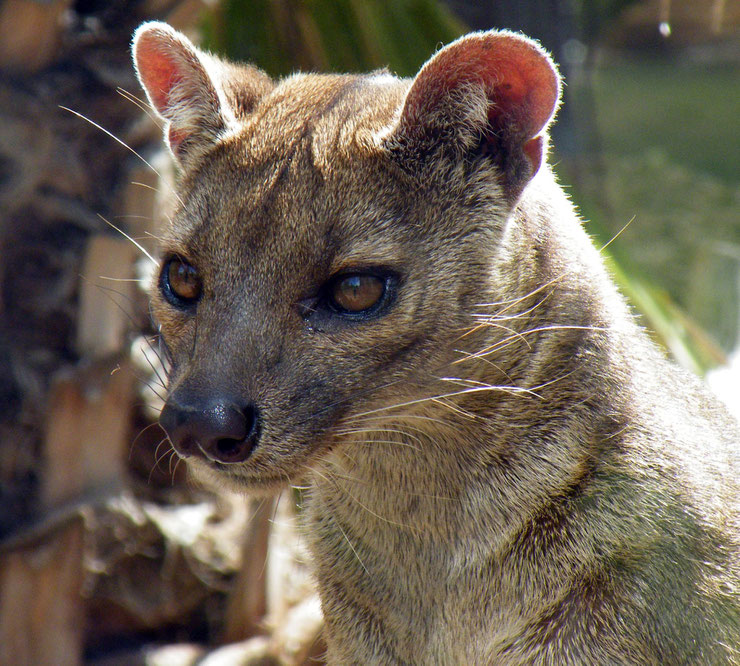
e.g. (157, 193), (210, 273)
(160, 396), (260, 464)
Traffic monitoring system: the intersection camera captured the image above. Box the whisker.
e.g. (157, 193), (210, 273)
(472, 292), (553, 324)
(143, 230), (168, 243)
(435, 376), (539, 400)
(170, 448), (184, 476)
(334, 426), (424, 446)
(307, 462), (337, 488)
(451, 350), (514, 381)
(340, 489), (418, 532)
(133, 335), (168, 392)
(84, 283), (164, 390)
(128, 421), (163, 460)
(344, 413), (453, 429)
(128, 181), (161, 194)
(318, 454), (426, 531)
(349, 384), (540, 420)
(77, 276), (169, 395)
(134, 372), (167, 401)
(97, 213), (157, 265)
(456, 324), (606, 365)
(291, 375), (408, 426)
(171, 454), (183, 484)
(153, 436), (172, 467)
(116, 86), (159, 122)
(527, 369), (577, 393)
(334, 517), (371, 576)
(346, 438), (421, 452)
(472, 274), (563, 313)
(454, 321), (533, 357)
(149, 437), (172, 483)
(114, 213), (157, 223)
(98, 276), (147, 283)
(59, 106), (183, 207)
(430, 397), (479, 420)
(599, 215), (636, 253)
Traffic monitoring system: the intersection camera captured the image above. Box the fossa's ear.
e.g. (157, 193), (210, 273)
(132, 22), (272, 166)
(388, 30), (560, 201)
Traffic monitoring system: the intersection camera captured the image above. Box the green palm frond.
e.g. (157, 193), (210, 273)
(202, 0), (465, 76)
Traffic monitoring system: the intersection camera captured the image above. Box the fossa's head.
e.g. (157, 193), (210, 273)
(132, 22), (560, 491)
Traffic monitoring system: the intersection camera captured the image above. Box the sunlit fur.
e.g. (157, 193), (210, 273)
(133, 23), (740, 664)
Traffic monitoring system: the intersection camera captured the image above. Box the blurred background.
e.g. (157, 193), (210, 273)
(0, 0), (738, 664)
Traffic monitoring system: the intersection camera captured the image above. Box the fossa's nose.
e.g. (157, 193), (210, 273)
(160, 394), (260, 464)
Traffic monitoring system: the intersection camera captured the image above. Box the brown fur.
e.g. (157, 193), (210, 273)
(133, 23), (740, 664)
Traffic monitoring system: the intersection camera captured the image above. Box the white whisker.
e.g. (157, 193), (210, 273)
(116, 86), (159, 122)
(59, 105), (183, 207)
(97, 213), (157, 265)
(334, 519), (371, 576)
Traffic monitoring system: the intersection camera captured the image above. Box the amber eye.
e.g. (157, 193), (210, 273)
(329, 274), (386, 314)
(161, 256), (201, 306)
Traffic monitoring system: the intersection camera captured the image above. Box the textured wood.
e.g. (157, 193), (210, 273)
(76, 235), (137, 360)
(122, 164), (162, 255)
(222, 497), (275, 643)
(42, 360), (135, 509)
(0, 517), (85, 666)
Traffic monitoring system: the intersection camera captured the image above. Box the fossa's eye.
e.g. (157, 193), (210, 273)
(298, 269), (398, 325)
(161, 256), (201, 307)
(328, 274), (387, 315)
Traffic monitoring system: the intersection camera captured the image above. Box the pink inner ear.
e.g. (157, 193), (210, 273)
(135, 34), (184, 117)
(483, 38), (559, 139)
(523, 135), (543, 170)
(405, 32), (560, 142)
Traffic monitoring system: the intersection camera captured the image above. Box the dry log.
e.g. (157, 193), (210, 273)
(76, 235), (137, 361)
(221, 497), (275, 643)
(42, 359), (135, 509)
(0, 515), (85, 666)
(0, 358), (136, 664)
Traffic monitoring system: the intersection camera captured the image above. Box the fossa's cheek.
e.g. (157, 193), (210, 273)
(150, 289), (192, 354)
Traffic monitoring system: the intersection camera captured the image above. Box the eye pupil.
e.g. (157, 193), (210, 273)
(331, 274), (385, 313)
(165, 257), (201, 303)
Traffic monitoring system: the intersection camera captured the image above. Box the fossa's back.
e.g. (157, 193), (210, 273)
(132, 22), (740, 663)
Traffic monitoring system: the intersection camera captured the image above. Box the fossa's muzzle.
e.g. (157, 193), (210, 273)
(160, 392), (260, 464)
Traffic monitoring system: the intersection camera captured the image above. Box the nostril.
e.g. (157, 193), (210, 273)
(213, 436), (248, 463)
(160, 402), (195, 458)
(176, 434), (198, 457)
(160, 398), (260, 465)
(203, 404), (260, 464)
